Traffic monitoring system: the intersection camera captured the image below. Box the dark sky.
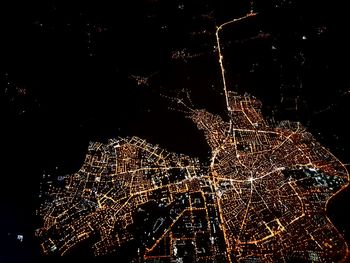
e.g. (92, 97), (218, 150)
(1, 0), (350, 262)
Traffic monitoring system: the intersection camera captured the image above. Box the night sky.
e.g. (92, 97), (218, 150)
(1, 0), (350, 262)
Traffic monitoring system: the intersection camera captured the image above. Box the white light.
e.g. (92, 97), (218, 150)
(17, 235), (23, 242)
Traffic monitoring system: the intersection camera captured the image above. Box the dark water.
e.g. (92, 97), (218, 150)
(1, 0), (350, 262)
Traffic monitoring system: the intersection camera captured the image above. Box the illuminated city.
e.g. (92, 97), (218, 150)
(36, 13), (350, 262)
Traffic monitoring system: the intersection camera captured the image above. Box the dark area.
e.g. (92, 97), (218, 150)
(1, 0), (349, 262)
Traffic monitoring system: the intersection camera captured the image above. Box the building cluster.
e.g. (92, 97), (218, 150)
(37, 94), (349, 262)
